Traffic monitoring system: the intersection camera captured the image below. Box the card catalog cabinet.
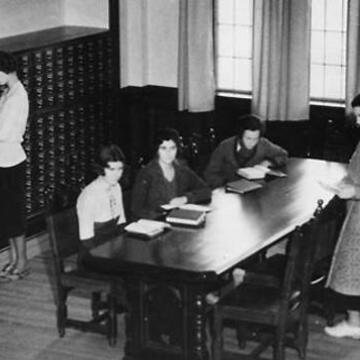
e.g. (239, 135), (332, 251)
(0, 27), (120, 221)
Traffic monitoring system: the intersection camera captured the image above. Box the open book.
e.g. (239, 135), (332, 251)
(166, 208), (206, 227)
(125, 219), (170, 238)
(237, 165), (286, 180)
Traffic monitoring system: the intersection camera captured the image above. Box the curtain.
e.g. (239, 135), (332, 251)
(346, 0), (360, 112)
(178, 0), (215, 112)
(252, 0), (311, 121)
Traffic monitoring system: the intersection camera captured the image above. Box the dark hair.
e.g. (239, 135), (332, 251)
(152, 127), (181, 157)
(237, 114), (265, 137)
(93, 144), (126, 175)
(351, 94), (360, 108)
(0, 51), (18, 74)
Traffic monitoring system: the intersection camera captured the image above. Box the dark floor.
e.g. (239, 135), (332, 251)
(1, 252), (360, 360)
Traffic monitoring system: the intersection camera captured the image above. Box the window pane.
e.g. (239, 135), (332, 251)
(323, 65), (344, 99)
(310, 64), (324, 98)
(311, 31), (325, 64)
(310, 0), (347, 101)
(216, 0), (253, 93)
(218, 25), (234, 57)
(325, 32), (343, 64)
(234, 26), (252, 58)
(341, 32), (347, 64)
(311, 0), (325, 30)
(217, 0), (234, 24)
(234, 59), (252, 92)
(234, 0), (253, 25)
(325, 0), (345, 31)
(217, 57), (235, 90)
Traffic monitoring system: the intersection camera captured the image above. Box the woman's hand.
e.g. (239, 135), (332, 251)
(169, 196), (188, 207)
(336, 183), (357, 199)
(258, 160), (272, 168)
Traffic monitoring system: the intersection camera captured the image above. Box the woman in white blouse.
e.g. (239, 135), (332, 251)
(76, 144), (126, 269)
(0, 51), (29, 281)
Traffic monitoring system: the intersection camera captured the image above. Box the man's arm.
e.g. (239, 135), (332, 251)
(204, 144), (227, 188)
(262, 139), (288, 167)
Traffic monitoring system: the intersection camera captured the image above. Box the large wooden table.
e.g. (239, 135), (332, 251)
(90, 158), (347, 360)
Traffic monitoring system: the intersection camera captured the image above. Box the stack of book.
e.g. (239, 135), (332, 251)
(166, 208), (206, 227)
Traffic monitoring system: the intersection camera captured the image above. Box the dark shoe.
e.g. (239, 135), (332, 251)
(6, 267), (31, 281)
(0, 263), (15, 278)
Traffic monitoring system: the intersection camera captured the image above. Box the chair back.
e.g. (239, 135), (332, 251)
(47, 207), (80, 272)
(280, 201), (324, 316)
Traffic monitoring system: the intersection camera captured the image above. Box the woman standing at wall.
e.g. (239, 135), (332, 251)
(0, 51), (29, 281)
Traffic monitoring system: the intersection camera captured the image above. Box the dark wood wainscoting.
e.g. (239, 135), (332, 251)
(118, 86), (355, 174)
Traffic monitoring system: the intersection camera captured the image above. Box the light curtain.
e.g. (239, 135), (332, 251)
(346, 0), (360, 112)
(252, 0), (311, 121)
(178, 0), (215, 112)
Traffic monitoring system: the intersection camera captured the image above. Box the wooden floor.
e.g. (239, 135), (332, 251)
(1, 252), (360, 360)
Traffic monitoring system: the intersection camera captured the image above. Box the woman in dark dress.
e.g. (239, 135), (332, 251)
(131, 128), (211, 220)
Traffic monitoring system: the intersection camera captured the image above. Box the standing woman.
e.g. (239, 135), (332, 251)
(325, 94), (360, 338)
(131, 127), (211, 220)
(0, 51), (29, 280)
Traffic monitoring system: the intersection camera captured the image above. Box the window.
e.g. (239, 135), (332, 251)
(215, 0), (348, 103)
(215, 0), (253, 94)
(310, 0), (347, 102)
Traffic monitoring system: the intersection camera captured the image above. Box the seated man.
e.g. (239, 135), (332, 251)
(204, 114), (288, 188)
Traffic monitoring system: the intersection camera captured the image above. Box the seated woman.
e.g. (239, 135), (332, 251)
(131, 127), (211, 220)
(76, 144), (126, 268)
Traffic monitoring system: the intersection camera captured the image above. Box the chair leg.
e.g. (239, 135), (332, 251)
(235, 325), (247, 349)
(211, 308), (223, 360)
(91, 291), (102, 319)
(57, 288), (67, 338)
(273, 342), (285, 360)
(295, 321), (308, 359)
(107, 292), (117, 346)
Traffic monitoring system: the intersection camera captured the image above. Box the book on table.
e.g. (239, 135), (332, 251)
(237, 165), (286, 180)
(161, 203), (212, 212)
(225, 179), (263, 194)
(166, 208), (206, 227)
(125, 219), (169, 238)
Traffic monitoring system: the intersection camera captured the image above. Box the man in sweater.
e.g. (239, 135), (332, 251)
(204, 114), (288, 188)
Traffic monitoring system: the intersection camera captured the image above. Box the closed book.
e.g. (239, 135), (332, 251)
(166, 208), (206, 226)
(225, 179), (263, 194)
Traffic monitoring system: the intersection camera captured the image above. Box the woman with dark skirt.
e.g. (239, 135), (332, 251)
(0, 51), (30, 281)
(131, 127), (211, 220)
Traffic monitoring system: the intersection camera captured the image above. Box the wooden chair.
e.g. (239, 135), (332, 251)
(211, 202), (324, 360)
(47, 206), (118, 346)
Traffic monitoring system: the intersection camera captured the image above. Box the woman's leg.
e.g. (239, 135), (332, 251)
(12, 234), (28, 272)
(324, 294), (360, 338)
(347, 311), (360, 327)
(8, 238), (17, 265)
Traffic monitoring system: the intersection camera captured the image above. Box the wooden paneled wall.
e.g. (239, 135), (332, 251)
(119, 86), (355, 172)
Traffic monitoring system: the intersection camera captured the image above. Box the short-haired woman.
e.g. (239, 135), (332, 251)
(131, 127), (211, 220)
(0, 51), (29, 281)
(77, 144), (127, 252)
